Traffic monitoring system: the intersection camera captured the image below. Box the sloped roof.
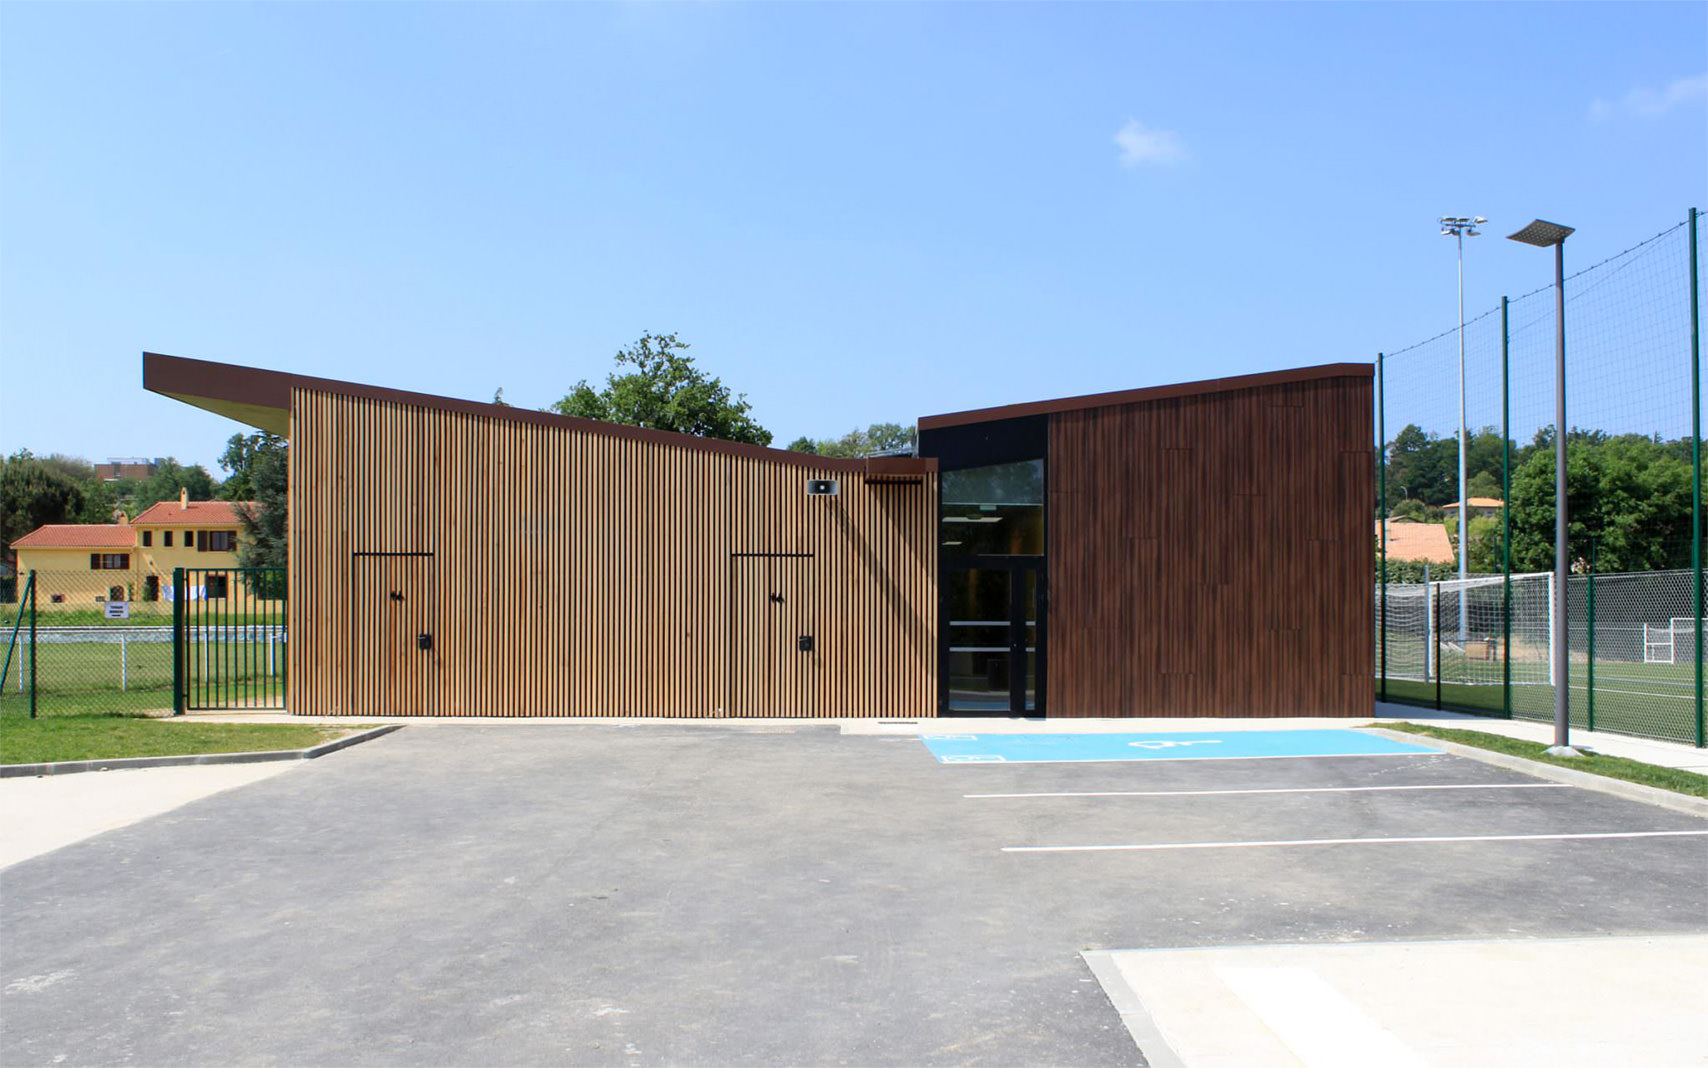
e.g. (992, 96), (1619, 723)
(1442, 497), (1505, 511)
(143, 352), (935, 479)
(918, 363), (1373, 430)
(132, 500), (250, 526)
(13, 524), (136, 550)
(1377, 520), (1455, 564)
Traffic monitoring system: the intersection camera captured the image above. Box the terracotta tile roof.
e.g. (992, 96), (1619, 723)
(12, 524), (137, 550)
(1442, 497), (1505, 510)
(1377, 520), (1456, 564)
(132, 500), (251, 526)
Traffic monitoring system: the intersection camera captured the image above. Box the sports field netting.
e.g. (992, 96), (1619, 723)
(1376, 210), (1705, 746)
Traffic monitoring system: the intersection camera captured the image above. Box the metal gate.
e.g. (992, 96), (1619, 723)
(173, 566), (287, 712)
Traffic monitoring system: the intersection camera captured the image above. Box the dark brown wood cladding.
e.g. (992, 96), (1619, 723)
(1045, 374), (1373, 717)
(289, 387), (938, 717)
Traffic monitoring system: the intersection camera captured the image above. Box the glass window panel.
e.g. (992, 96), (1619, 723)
(941, 460), (1044, 555)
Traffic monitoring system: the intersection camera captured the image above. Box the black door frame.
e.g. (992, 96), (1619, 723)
(939, 554), (1046, 716)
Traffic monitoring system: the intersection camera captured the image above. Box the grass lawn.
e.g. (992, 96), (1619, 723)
(1378, 657), (1701, 746)
(0, 636), (284, 716)
(1378, 721), (1708, 799)
(0, 714), (351, 766)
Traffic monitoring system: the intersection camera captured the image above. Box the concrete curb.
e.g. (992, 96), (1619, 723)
(0, 725), (403, 779)
(1366, 727), (1708, 819)
(1081, 950), (1184, 1068)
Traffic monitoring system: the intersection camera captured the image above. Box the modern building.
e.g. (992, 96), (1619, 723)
(12, 491), (265, 612)
(144, 351), (1373, 718)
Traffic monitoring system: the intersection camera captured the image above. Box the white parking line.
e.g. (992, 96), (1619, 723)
(1003, 830), (1708, 853)
(965, 783), (1569, 799)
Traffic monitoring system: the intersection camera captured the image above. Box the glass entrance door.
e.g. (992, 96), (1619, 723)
(944, 557), (1044, 714)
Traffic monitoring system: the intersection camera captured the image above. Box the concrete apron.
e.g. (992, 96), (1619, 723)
(1085, 934), (1708, 1068)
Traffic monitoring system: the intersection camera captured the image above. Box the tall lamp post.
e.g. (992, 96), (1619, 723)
(1507, 218), (1581, 756)
(1441, 215), (1483, 643)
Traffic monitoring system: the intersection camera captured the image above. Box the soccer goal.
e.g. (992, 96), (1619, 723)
(1644, 618), (1700, 665)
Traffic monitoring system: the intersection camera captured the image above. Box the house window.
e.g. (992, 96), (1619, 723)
(144, 575), (160, 602)
(142, 531), (153, 547)
(89, 553), (131, 570)
(164, 531), (173, 548)
(205, 530), (236, 553)
(205, 574), (229, 599)
(108, 586), (126, 602)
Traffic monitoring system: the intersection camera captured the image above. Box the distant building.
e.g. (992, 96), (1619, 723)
(93, 456), (160, 482)
(1440, 497), (1505, 522)
(11, 490), (266, 611)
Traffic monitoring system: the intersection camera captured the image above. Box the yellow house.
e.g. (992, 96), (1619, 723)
(11, 491), (273, 615)
(10, 521), (141, 611)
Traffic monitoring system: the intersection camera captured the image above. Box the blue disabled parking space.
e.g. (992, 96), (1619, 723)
(919, 728), (1434, 764)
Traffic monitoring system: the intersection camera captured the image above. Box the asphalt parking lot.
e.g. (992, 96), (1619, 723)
(3, 723), (1706, 1066)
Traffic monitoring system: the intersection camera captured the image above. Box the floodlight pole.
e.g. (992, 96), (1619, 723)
(1507, 219), (1579, 756)
(1441, 216), (1483, 643)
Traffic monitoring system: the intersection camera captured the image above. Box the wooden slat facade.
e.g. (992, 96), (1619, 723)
(288, 387), (937, 717)
(1043, 374), (1373, 717)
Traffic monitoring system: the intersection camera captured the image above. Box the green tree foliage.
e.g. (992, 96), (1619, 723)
(1508, 432), (1693, 573)
(1383, 424), (1504, 508)
(0, 450), (90, 562)
(218, 432), (284, 503)
(1463, 514), (1505, 573)
(551, 333), (771, 446)
(128, 460), (219, 515)
(786, 422), (917, 457)
(217, 432), (288, 574)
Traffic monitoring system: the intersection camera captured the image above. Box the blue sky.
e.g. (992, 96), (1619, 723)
(2, 2), (1703, 471)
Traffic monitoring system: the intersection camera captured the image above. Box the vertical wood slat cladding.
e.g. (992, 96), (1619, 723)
(288, 388), (937, 717)
(1047, 375), (1373, 717)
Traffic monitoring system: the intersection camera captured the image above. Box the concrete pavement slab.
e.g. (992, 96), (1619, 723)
(1088, 934), (1708, 1067)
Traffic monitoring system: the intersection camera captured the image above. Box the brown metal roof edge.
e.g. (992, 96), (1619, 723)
(142, 352), (936, 478)
(916, 362), (1375, 431)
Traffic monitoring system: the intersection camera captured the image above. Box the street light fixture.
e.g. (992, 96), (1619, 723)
(1440, 215), (1485, 643)
(1507, 218), (1580, 756)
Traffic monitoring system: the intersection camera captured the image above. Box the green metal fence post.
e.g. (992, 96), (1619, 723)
(173, 566), (186, 716)
(1378, 352), (1388, 704)
(1587, 536), (1596, 733)
(28, 569), (37, 719)
(1501, 297), (1513, 719)
(1689, 206), (1702, 748)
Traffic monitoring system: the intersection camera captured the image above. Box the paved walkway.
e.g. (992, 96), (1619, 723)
(173, 705), (1708, 773)
(0, 762), (301, 869)
(1090, 934), (1708, 1067)
(1371, 702), (1708, 774)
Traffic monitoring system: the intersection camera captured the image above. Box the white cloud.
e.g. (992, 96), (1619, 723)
(1114, 119), (1186, 167)
(1590, 72), (1708, 121)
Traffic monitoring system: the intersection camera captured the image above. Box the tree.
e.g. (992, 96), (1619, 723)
(1507, 433), (1693, 573)
(787, 422), (917, 457)
(218, 432), (285, 503)
(1382, 424), (1507, 511)
(129, 459), (219, 514)
(0, 450), (88, 564)
(551, 333), (772, 446)
(229, 435), (288, 577)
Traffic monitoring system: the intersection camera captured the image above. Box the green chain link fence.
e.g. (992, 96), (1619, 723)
(0, 567), (286, 718)
(1377, 209), (1704, 746)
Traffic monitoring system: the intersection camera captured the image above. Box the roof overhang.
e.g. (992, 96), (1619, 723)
(142, 352), (937, 479)
(918, 362), (1374, 431)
